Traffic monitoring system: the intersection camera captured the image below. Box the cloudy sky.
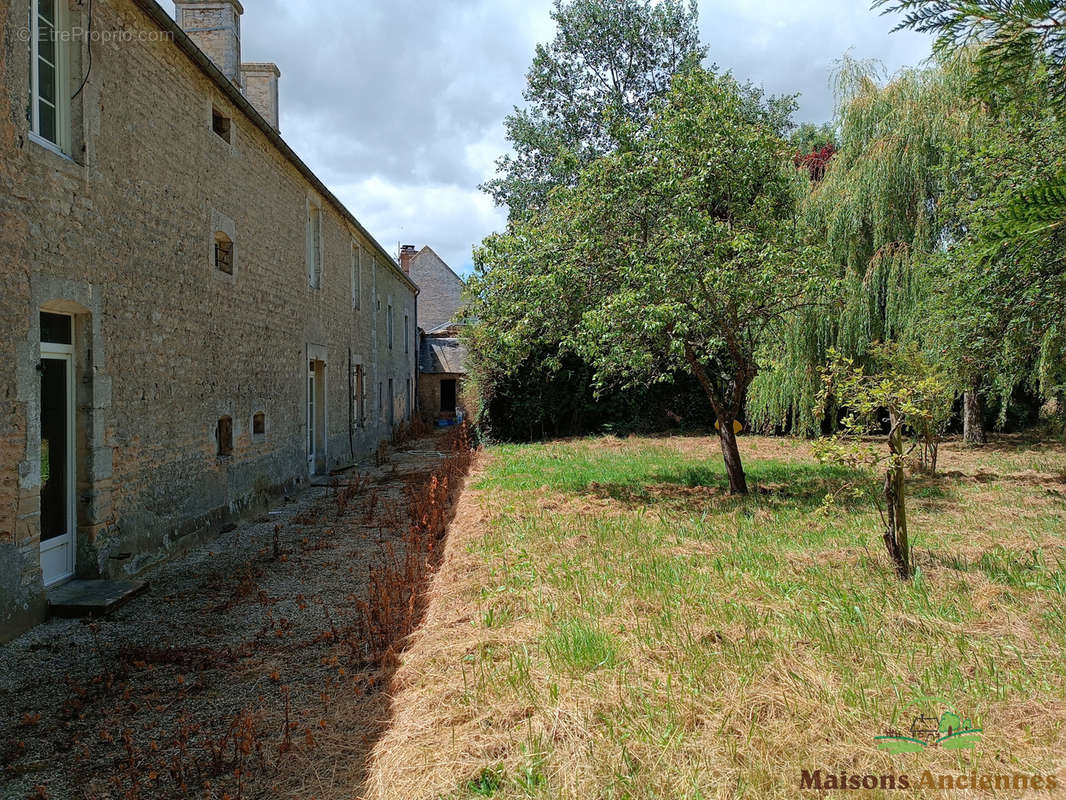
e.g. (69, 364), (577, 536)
(182, 1), (934, 275)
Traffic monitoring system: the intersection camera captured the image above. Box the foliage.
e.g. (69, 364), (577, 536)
(468, 346), (715, 442)
(749, 51), (1065, 441)
(874, 0), (1066, 244)
(794, 141), (837, 182)
(749, 57), (977, 436)
(481, 0), (706, 219)
(790, 121), (839, 154)
(816, 343), (954, 473)
(814, 343), (953, 577)
(473, 1), (811, 444)
(874, 0), (1066, 106)
(928, 96), (1066, 424)
(472, 2), (1066, 457)
(469, 69), (819, 493)
(790, 122), (839, 181)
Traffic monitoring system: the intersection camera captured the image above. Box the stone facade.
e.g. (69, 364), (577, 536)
(0, 0), (418, 641)
(402, 246), (467, 420)
(419, 332), (468, 419)
(405, 246), (465, 332)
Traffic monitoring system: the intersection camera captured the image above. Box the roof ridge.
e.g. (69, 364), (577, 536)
(412, 246), (466, 286)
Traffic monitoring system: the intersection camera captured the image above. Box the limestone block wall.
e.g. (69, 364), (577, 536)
(418, 374), (465, 420)
(0, 0), (418, 640)
(408, 248), (464, 332)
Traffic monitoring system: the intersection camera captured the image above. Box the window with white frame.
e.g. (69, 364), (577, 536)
(351, 241), (361, 309)
(307, 202), (323, 289)
(29, 0), (70, 152)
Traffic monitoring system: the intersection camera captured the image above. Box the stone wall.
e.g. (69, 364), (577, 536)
(418, 374), (465, 421)
(409, 247), (465, 332)
(0, 0), (418, 640)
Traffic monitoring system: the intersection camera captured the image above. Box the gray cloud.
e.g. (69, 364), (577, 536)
(702, 1), (934, 124)
(171, 1), (934, 275)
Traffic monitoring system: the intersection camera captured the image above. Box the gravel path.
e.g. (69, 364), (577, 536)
(0, 431), (460, 800)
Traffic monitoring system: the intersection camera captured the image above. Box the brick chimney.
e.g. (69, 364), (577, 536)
(399, 245), (417, 275)
(240, 63), (281, 130)
(174, 0), (243, 86)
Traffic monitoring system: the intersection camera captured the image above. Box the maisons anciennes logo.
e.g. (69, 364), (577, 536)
(799, 697), (1060, 792)
(875, 696), (982, 753)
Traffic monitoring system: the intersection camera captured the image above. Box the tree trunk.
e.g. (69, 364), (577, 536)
(717, 419), (748, 495)
(681, 344), (750, 496)
(963, 390), (986, 445)
(883, 421), (911, 579)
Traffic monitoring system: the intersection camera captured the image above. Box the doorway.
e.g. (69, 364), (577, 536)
(307, 358), (326, 474)
(40, 312), (75, 586)
(440, 379), (457, 415)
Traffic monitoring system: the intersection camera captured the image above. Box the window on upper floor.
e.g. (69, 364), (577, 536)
(214, 231), (234, 274)
(307, 203), (322, 289)
(387, 303), (394, 351)
(404, 313), (409, 354)
(28, 0), (70, 153)
(351, 242), (362, 309)
(217, 416), (233, 458)
(212, 108), (232, 143)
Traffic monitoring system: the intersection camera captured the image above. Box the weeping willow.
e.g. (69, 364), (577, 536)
(748, 56), (983, 434)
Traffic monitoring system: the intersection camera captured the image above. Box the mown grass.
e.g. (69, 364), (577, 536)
(364, 435), (1066, 800)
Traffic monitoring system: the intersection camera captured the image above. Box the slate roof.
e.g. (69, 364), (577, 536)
(420, 334), (468, 375)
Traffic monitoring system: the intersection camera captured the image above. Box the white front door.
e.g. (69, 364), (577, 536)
(40, 334), (75, 587)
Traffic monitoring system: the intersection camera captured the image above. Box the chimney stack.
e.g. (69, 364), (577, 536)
(400, 245), (417, 275)
(240, 63), (281, 130)
(174, 0), (243, 86)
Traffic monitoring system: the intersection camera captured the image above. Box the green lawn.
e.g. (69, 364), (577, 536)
(365, 435), (1066, 800)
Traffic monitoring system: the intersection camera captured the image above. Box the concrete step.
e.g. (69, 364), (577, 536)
(47, 579), (149, 619)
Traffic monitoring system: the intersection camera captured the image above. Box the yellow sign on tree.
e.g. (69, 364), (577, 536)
(715, 419), (743, 435)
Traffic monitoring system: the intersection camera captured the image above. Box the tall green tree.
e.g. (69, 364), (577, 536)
(482, 0), (705, 219)
(750, 51), (1066, 442)
(748, 58), (982, 438)
(875, 1), (1066, 429)
(874, 0), (1066, 240)
(930, 99), (1066, 431)
(470, 70), (818, 493)
(472, 0), (806, 440)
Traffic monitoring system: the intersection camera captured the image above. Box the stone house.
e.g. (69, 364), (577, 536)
(0, 0), (419, 641)
(399, 246), (467, 420)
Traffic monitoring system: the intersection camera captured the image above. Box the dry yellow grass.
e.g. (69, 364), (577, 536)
(361, 436), (1066, 799)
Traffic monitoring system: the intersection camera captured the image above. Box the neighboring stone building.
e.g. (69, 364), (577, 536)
(419, 330), (470, 420)
(401, 246), (465, 333)
(0, 0), (419, 640)
(399, 246), (468, 420)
